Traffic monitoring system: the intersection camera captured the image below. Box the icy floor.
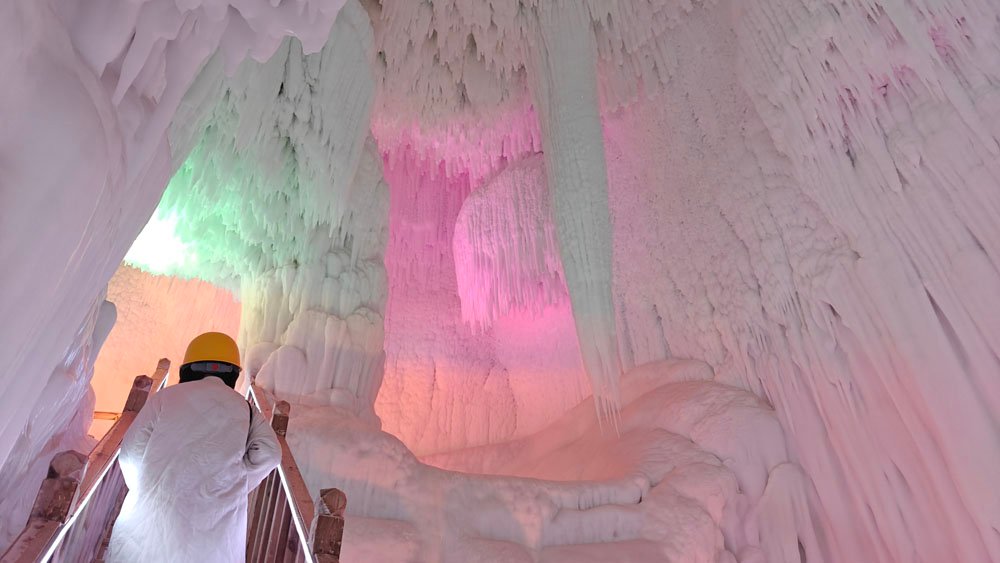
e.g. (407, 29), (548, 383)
(271, 360), (822, 562)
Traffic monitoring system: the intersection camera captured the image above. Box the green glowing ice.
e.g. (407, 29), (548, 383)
(124, 211), (195, 275)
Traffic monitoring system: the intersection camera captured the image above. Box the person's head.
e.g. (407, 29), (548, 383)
(179, 332), (241, 388)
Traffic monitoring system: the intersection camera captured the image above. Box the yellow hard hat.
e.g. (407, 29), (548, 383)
(182, 332), (241, 368)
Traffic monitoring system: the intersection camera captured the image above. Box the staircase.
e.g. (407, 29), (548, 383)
(0, 360), (345, 563)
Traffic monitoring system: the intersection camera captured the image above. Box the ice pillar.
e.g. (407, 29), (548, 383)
(242, 138), (390, 424)
(530, 1), (622, 420)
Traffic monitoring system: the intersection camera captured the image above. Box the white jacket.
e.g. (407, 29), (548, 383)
(106, 376), (281, 563)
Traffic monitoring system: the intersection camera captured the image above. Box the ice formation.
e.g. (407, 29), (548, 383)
(277, 359), (825, 563)
(0, 0), (345, 543)
(0, 298), (111, 546)
(154, 1), (390, 427)
(453, 154), (566, 330)
(531, 0), (624, 420)
(1, 0), (999, 561)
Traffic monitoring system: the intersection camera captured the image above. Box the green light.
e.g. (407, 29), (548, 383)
(124, 212), (195, 275)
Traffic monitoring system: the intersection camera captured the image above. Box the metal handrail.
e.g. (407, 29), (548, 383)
(1, 362), (347, 563)
(245, 383), (346, 563)
(0, 359), (170, 563)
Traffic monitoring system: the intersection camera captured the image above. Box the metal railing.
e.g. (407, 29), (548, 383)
(0, 360), (347, 563)
(0, 359), (170, 563)
(245, 384), (346, 563)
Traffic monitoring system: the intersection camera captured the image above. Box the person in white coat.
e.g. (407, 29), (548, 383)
(106, 332), (281, 563)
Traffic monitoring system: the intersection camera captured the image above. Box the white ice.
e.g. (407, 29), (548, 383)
(1, 0), (999, 561)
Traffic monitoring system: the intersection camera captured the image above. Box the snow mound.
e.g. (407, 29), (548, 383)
(268, 359), (823, 562)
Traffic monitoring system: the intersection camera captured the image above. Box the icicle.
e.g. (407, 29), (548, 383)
(452, 154), (566, 330)
(530, 0), (623, 422)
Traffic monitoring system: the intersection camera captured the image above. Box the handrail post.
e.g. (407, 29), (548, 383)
(122, 375), (153, 413)
(152, 358), (170, 390)
(311, 488), (347, 562)
(272, 401), (290, 436)
(247, 388), (348, 562)
(31, 451), (88, 522)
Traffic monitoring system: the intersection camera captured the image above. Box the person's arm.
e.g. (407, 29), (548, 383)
(117, 394), (160, 491)
(244, 406), (281, 488)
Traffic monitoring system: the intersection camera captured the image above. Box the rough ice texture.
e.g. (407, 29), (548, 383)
(375, 0), (1000, 560)
(244, 139), (389, 425)
(376, 149), (591, 454)
(3, 0), (1000, 561)
(282, 360), (824, 563)
(731, 2), (1000, 559)
(0, 0), (345, 550)
(90, 265), (241, 434)
(602, 1), (999, 560)
(0, 298), (110, 546)
(154, 1), (390, 425)
(369, 0), (703, 181)
(453, 154), (566, 330)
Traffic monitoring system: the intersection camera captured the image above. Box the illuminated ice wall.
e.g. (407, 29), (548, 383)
(1, 0), (999, 561)
(91, 265), (241, 424)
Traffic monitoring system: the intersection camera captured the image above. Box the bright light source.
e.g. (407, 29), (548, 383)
(124, 212), (194, 275)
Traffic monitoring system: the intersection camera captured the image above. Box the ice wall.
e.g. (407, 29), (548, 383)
(377, 152), (525, 451)
(733, 3), (1000, 559)
(367, 0), (1000, 560)
(91, 265), (241, 419)
(0, 298), (113, 545)
(597, 1), (1000, 561)
(377, 149), (591, 454)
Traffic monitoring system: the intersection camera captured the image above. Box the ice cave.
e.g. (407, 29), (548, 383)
(1, 0), (999, 561)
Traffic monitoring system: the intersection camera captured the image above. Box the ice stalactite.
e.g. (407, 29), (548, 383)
(369, 0), (706, 182)
(530, 0), (623, 422)
(151, 0), (390, 421)
(452, 154), (567, 330)
(244, 139), (390, 423)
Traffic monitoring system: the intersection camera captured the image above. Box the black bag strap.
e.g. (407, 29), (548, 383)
(246, 399), (254, 447)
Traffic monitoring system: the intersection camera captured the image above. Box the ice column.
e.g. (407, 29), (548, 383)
(244, 138), (390, 424)
(530, 0), (622, 420)
(152, 1), (389, 421)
